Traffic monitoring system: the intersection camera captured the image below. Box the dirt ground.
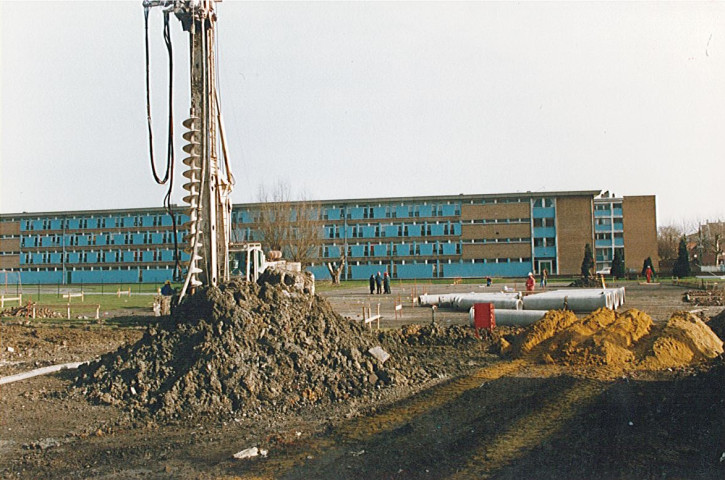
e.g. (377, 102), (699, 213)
(1, 281), (724, 479)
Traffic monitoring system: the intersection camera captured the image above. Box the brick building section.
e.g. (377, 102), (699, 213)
(555, 196), (594, 275)
(0, 221), (20, 269)
(622, 195), (658, 271)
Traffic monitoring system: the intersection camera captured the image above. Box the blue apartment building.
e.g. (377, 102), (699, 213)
(0, 191), (657, 284)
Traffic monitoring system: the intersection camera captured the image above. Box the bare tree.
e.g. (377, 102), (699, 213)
(255, 181), (323, 267)
(657, 225), (684, 262)
(326, 255), (346, 285)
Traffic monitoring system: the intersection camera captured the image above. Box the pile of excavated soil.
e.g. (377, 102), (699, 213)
(74, 280), (482, 421)
(513, 308), (723, 370)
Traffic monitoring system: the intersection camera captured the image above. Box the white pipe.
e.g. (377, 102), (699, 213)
(522, 288), (625, 312)
(0, 362), (85, 385)
(454, 294), (522, 311)
(470, 308), (548, 326)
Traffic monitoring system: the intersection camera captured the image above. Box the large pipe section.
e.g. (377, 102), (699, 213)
(470, 308), (548, 327)
(522, 288), (626, 312)
(419, 292), (522, 311)
(421, 287), (626, 314)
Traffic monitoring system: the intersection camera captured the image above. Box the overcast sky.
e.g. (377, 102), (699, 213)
(1, 1), (723, 227)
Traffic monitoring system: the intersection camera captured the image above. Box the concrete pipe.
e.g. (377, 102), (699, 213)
(454, 293), (523, 311)
(469, 308), (548, 327)
(522, 289), (614, 312)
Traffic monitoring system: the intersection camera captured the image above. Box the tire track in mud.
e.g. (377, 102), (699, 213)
(234, 360), (527, 479)
(445, 377), (608, 479)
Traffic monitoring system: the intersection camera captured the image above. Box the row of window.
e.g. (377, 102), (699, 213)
(7, 266), (170, 272)
(467, 218), (530, 224)
(20, 215), (182, 231)
(465, 238), (529, 244)
(328, 223), (461, 239)
(22, 249), (179, 264)
(311, 257), (532, 267)
(21, 231), (184, 248)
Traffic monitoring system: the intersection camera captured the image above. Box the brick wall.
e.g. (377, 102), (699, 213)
(622, 195), (658, 270)
(556, 196), (594, 275)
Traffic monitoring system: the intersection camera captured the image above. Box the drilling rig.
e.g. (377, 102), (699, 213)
(143, 0), (234, 301)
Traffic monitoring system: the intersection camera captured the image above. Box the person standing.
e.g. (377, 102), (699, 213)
(375, 272), (383, 294)
(645, 265), (653, 283)
(369, 274), (375, 294)
(526, 272), (535, 292)
(383, 271), (391, 294)
(160, 280), (175, 296)
(540, 269), (548, 288)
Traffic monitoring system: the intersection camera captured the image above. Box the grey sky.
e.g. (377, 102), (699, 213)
(1, 1), (723, 226)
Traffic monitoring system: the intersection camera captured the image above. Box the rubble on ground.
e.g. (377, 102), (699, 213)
(568, 276), (604, 288)
(1, 302), (63, 319)
(683, 290), (724, 307)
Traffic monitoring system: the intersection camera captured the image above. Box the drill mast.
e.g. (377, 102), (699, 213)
(143, 0), (234, 300)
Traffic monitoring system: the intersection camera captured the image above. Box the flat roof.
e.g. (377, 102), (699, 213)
(0, 190), (603, 218)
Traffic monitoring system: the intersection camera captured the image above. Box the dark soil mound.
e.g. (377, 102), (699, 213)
(708, 308), (725, 341)
(381, 323), (485, 346)
(74, 280), (473, 421)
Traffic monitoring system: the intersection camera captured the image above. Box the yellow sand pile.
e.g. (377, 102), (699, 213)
(640, 312), (725, 369)
(515, 309), (723, 370)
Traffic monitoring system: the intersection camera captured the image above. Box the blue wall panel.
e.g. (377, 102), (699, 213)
(442, 204), (457, 216)
(395, 244), (410, 256)
(17, 271), (63, 284)
(307, 265), (329, 280)
(408, 225), (421, 236)
(430, 224), (445, 236)
(533, 226), (556, 238)
(372, 207), (386, 219)
(348, 207), (364, 220)
(326, 208), (341, 221)
(372, 244), (388, 256)
(397, 264), (433, 279)
(142, 268), (174, 283)
(384, 225), (397, 237)
(350, 264), (384, 279)
(441, 243), (457, 255)
(533, 207), (556, 219)
(443, 263), (486, 278)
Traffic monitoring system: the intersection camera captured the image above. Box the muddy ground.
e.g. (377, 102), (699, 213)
(1, 282), (724, 479)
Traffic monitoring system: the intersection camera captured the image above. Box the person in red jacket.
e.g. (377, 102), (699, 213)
(525, 272), (535, 292)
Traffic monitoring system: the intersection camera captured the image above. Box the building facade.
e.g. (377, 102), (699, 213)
(0, 190), (657, 284)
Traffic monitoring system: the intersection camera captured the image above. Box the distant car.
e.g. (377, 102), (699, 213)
(596, 267), (611, 275)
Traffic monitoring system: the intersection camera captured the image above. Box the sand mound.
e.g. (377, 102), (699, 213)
(641, 312), (724, 369)
(516, 310), (579, 355)
(514, 309), (722, 370)
(74, 279), (462, 421)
